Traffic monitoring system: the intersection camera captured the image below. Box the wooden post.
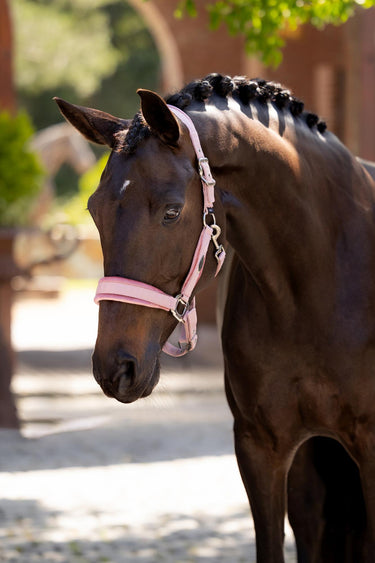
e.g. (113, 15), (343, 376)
(0, 0), (15, 113)
(0, 0), (19, 428)
(0, 231), (20, 428)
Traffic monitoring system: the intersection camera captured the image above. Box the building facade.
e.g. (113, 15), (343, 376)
(132, 0), (375, 160)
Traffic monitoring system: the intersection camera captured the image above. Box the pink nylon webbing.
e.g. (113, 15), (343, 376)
(94, 277), (175, 311)
(167, 105), (216, 211)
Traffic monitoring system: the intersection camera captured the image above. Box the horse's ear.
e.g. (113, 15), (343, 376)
(53, 97), (130, 148)
(137, 89), (180, 146)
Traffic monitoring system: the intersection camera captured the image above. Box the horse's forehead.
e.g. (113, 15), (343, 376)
(98, 143), (193, 203)
(119, 138), (192, 178)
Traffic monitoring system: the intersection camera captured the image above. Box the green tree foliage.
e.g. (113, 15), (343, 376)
(0, 112), (44, 226)
(12, 0), (120, 98)
(12, 0), (160, 216)
(175, 0), (375, 66)
(12, 0), (160, 129)
(12, 0), (121, 98)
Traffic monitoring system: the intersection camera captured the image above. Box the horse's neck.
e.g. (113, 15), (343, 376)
(197, 102), (303, 206)
(198, 106), (309, 288)
(196, 105), (375, 325)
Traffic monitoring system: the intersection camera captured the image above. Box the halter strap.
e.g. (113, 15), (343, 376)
(167, 105), (216, 212)
(94, 105), (226, 356)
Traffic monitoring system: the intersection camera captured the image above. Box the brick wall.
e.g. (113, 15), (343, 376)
(0, 0), (15, 113)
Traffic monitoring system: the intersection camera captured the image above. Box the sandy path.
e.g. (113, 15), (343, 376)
(0, 287), (296, 562)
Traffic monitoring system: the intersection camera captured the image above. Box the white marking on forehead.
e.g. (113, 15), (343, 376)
(120, 179), (131, 195)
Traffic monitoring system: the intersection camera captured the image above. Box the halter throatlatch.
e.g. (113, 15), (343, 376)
(94, 105), (226, 357)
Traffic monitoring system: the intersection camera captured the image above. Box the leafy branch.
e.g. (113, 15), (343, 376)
(175, 0), (375, 66)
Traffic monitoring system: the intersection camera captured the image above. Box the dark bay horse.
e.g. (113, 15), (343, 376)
(55, 74), (375, 562)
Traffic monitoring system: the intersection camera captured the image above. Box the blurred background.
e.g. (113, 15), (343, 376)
(1, 0), (375, 429)
(1, 1), (375, 560)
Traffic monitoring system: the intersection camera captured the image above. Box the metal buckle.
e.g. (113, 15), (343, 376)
(171, 295), (189, 322)
(198, 157), (216, 186)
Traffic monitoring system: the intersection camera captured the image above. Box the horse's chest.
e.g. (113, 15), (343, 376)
(224, 333), (375, 445)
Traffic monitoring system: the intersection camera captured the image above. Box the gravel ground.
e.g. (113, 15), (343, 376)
(0, 286), (297, 562)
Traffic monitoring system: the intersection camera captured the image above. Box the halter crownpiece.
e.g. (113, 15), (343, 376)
(94, 105), (226, 357)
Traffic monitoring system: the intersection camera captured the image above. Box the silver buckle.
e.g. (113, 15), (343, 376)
(198, 157), (216, 186)
(171, 295), (189, 322)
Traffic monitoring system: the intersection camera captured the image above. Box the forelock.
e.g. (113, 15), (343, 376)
(114, 112), (151, 154)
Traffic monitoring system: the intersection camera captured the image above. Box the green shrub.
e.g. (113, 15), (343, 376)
(0, 111), (44, 226)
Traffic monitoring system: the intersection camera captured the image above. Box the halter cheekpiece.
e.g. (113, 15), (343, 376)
(94, 105), (226, 357)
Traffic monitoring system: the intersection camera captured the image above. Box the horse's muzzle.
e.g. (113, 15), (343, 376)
(92, 348), (160, 403)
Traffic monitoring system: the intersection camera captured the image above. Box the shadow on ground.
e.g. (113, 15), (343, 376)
(0, 498), (298, 563)
(0, 399), (233, 472)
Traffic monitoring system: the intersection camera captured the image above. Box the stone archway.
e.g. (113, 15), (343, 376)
(128, 0), (245, 92)
(127, 0), (184, 93)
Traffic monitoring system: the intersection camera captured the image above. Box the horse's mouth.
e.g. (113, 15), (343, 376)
(93, 355), (161, 404)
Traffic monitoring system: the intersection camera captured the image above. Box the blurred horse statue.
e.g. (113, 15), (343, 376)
(55, 74), (375, 562)
(30, 122), (96, 222)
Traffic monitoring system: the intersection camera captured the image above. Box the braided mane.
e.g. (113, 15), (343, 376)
(119, 73), (327, 154)
(166, 73), (327, 134)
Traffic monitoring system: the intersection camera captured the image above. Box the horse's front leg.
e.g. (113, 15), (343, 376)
(358, 453), (375, 562)
(234, 419), (292, 563)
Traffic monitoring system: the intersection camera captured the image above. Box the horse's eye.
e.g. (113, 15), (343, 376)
(163, 206), (181, 224)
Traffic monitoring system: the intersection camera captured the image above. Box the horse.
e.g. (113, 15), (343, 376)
(55, 73), (375, 562)
(30, 122), (96, 223)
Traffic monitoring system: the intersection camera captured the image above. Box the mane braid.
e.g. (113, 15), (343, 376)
(165, 73), (328, 134)
(115, 111), (151, 154)
(116, 74), (327, 155)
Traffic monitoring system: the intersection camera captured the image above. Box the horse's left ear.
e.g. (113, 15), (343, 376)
(54, 97), (130, 148)
(137, 89), (180, 146)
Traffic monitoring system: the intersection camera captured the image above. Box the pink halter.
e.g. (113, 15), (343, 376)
(94, 105), (226, 356)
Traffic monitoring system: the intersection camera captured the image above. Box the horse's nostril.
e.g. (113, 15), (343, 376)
(116, 350), (135, 367)
(113, 351), (136, 393)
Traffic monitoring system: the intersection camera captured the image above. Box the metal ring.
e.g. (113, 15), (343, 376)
(203, 210), (216, 227)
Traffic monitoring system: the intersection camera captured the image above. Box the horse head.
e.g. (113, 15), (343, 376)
(55, 91), (225, 403)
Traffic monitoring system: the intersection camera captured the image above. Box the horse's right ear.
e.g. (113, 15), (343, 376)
(53, 98), (130, 148)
